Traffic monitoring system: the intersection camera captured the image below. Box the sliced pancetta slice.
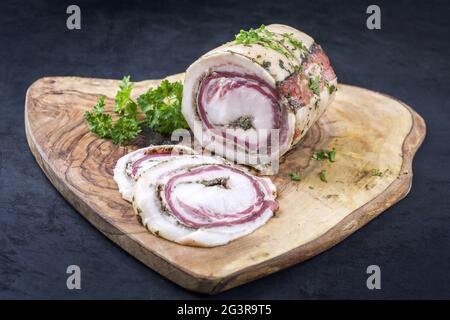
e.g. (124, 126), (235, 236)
(133, 155), (278, 247)
(113, 144), (195, 201)
(182, 24), (337, 174)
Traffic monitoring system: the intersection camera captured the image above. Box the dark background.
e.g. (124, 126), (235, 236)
(1, 0), (449, 299)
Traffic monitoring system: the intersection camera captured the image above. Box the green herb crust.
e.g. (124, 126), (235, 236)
(228, 116), (254, 130)
(234, 25), (308, 61)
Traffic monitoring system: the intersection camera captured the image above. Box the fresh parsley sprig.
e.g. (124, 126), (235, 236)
(114, 76), (135, 114)
(138, 80), (187, 134)
(84, 76), (188, 145)
(84, 96), (113, 138)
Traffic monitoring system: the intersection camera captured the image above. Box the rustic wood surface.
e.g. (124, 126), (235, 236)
(25, 75), (426, 294)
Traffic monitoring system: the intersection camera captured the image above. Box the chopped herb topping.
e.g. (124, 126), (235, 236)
(290, 173), (301, 181)
(293, 65), (303, 73)
(325, 81), (337, 95)
(228, 116), (254, 130)
(319, 170), (328, 183)
(282, 32), (307, 51)
(371, 169), (384, 177)
(309, 186), (315, 190)
(235, 24), (295, 59)
(261, 60), (271, 69)
(309, 75), (321, 95)
(235, 26), (262, 45)
(199, 177), (230, 188)
(313, 148), (336, 162)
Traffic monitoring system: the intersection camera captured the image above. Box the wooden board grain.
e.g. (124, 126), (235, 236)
(25, 75), (426, 293)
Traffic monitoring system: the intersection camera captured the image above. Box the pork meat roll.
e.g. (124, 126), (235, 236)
(133, 155), (278, 247)
(113, 144), (195, 201)
(182, 24), (337, 174)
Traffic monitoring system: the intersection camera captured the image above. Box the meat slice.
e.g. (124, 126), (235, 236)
(113, 144), (195, 201)
(133, 155), (278, 247)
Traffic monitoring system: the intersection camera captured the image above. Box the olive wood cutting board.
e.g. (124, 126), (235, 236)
(25, 74), (426, 294)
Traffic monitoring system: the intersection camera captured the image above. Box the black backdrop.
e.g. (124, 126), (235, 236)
(1, 0), (449, 299)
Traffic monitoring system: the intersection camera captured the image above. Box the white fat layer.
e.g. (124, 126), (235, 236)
(168, 169), (257, 215)
(113, 145), (194, 202)
(202, 77), (275, 145)
(178, 209), (273, 247)
(205, 82), (274, 131)
(133, 156), (276, 247)
(184, 61), (287, 167)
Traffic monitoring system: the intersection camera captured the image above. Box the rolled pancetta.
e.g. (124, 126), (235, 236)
(133, 155), (278, 247)
(182, 24), (337, 174)
(113, 144), (195, 201)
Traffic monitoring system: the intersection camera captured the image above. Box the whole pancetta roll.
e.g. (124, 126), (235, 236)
(182, 24), (337, 174)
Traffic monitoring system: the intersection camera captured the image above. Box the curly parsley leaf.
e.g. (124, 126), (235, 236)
(85, 77), (188, 144)
(110, 117), (141, 145)
(84, 95), (140, 144)
(115, 76), (134, 114)
(290, 172), (301, 181)
(84, 96), (113, 138)
(93, 95), (106, 113)
(137, 80), (188, 134)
